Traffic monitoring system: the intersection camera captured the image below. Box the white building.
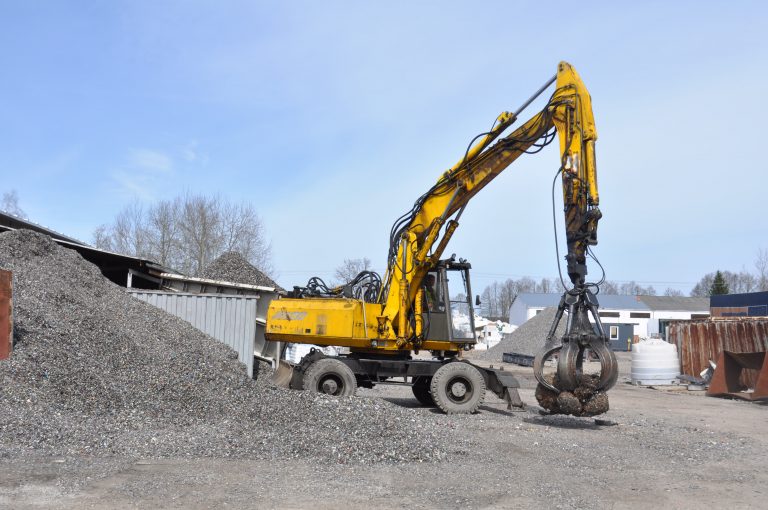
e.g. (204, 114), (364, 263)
(508, 293), (709, 351)
(474, 318), (516, 350)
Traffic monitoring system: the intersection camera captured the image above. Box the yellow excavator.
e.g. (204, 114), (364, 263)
(266, 62), (618, 415)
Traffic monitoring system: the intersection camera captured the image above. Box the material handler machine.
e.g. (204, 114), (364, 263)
(266, 62), (618, 415)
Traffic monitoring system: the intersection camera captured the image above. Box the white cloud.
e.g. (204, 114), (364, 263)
(130, 148), (173, 173)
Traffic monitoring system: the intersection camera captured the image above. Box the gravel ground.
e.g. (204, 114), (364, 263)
(476, 307), (566, 361)
(0, 230), (460, 477)
(201, 251), (282, 289)
(2, 356), (766, 509)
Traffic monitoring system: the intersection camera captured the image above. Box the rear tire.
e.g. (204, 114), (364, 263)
(412, 376), (435, 406)
(430, 362), (485, 414)
(302, 358), (357, 397)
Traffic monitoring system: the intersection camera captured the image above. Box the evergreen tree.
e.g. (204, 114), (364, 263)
(709, 270), (729, 295)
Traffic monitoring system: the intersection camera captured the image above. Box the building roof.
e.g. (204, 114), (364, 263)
(514, 293), (709, 312)
(0, 210), (85, 245)
(637, 295), (710, 312)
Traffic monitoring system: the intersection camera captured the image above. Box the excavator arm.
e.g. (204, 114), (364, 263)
(378, 61), (618, 401)
(381, 64), (598, 331)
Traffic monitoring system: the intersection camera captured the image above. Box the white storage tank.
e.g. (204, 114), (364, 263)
(631, 339), (681, 385)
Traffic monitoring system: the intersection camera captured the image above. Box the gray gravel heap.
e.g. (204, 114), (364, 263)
(477, 307), (566, 361)
(202, 251), (281, 290)
(0, 230), (456, 463)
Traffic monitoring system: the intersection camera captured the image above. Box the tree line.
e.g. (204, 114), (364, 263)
(689, 250), (768, 296)
(92, 193), (273, 277)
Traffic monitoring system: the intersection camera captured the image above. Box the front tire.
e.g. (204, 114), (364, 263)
(302, 358), (357, 397)
(430, 362), (485, 414)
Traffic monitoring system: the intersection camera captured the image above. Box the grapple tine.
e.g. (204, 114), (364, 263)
(589, 339), (619, 391)
(556, 341), (583, 391)
(534, 344), (562, 393)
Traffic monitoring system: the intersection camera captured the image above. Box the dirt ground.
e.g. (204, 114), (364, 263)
(1, 352), (766, 509)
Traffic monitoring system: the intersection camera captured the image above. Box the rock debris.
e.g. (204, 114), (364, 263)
(0, 230), (452, 464)
(477, 307), (566, 361)
(202, 251), (282, 290)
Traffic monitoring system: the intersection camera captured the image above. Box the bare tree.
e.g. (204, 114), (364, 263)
(601, 281), (619, 294)
(145, 198), (181, 267)
(92, 224), (113, 251)
(663, 287), (684, 296)
(93, 193), (274, 278)
(756, 248), (768, 291)
(110, 202), (148, 257)
(1, 190), (27, 219)
(333, 257), (372, 284)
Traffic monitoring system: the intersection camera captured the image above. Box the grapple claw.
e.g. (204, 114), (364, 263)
(532, 287), (619, 416)
(533, 344), (562, 393)
(556, 341), (583, 391)
(589, 338), (619, 391)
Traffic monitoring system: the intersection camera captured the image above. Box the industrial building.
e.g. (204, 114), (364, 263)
(508, 293), (710, 350)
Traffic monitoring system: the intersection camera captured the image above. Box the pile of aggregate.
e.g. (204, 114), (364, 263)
(477, 307), (566, 361)
(201, 251), (282, 290)
(0, 230), (455, 463)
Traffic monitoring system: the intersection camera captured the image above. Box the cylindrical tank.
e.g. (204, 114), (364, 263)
(631, 339), (680, 385)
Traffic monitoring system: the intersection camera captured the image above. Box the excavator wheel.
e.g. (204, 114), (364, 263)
(302, 358), (357, 397)
(411, 376), (435, 406)
(430, 362), (485, 414)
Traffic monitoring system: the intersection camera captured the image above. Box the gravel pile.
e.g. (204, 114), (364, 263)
(202, 251), (281, 289)
(477, 307), (566, 361)
(0, 230), (456, 463)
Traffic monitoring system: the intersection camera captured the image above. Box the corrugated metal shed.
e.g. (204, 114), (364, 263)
(668, 318), (768, 387)
(129, 290), (281, 377)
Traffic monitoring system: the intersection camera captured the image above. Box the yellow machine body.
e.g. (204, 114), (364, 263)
(266, 298), (466, 353)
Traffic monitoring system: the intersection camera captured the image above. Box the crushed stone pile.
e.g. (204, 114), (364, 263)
(477, 307), (566, 361)
(0, 230), (456, 463)
(202, 251), (281, 290)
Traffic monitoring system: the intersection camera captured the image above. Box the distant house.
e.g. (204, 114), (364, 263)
(473, 317), (516, 350)
(508, 293), (710, 351)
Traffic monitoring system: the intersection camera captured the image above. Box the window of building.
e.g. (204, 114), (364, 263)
(630, 312), (651, 319)
(599, 311), (620, 318)
(609, 326), (619, 340)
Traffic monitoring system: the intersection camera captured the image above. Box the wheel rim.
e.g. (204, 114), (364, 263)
(318, 375), (344, 396)
(446, 376), (473, 403)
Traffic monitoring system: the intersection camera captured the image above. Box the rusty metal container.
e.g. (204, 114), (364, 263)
(667, 318), (768, 388)
(0, 269), (11, 360)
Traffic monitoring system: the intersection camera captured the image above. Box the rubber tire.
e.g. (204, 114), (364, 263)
(411, 376), (435, 406)
(430, 362), (485, 414)
(302, 358), (357, 397)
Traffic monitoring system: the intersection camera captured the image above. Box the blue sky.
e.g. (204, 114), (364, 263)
(1, 1), (766, 293)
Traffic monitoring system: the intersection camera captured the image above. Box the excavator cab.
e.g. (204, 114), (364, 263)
(423, 258), (477, 347)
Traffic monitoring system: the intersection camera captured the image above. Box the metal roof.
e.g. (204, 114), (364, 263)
(637, 295), (710, 312)
(515, 293), (650, 310)
(515, 293), (708, 312)
(0, 210), (85, 245)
